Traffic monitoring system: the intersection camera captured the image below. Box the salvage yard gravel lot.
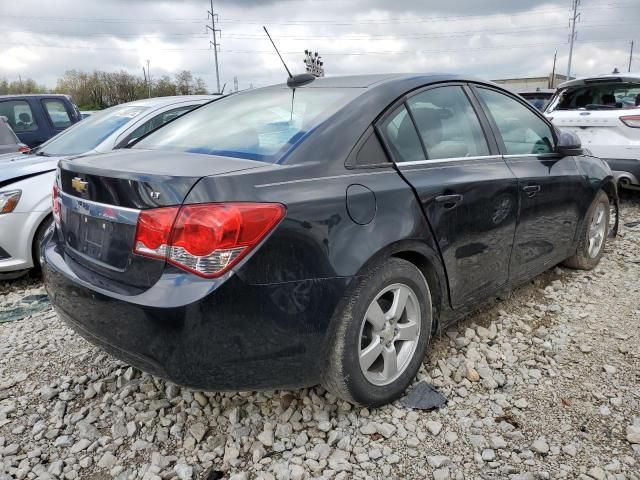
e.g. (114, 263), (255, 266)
(1, 198), (639, 480)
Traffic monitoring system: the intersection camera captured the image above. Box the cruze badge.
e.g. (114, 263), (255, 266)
(71, 177), (88, 194)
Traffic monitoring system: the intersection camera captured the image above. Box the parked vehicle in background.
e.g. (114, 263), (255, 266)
(519, 88), (556, 111)
(0, 95), (214, 277)
(43, 74), (616, 406)
(546, 74), (640, 189)
(0, 94), (82, 148)
(0, 116), (30, 155)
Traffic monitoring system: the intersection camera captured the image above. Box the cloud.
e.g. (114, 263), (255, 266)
(0, 0), (637, 92)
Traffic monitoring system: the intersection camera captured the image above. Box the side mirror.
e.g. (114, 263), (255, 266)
(556, 129), (583, 156)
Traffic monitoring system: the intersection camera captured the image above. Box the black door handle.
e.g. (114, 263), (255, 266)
(435, 194), (463, 209)
(522, 185), (541, 197)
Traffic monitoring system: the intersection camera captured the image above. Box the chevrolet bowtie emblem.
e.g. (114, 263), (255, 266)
(71, 177), (88, 194)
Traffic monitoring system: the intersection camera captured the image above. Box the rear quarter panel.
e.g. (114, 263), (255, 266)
(184, 163), (444, 286)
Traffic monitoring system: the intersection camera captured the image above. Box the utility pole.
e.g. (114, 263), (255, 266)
(566, 0), (580, 81)
(206, 0), (221, 94)
(629, 41), (635, 73)
(550, 50), (557, 88)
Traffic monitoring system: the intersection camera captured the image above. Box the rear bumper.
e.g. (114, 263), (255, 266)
(603, 158), (640, 187)
(43, 236), (350, 391)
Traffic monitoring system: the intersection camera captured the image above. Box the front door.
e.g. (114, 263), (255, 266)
(472, 86), (583, 283)
(377, 84), (519, 308)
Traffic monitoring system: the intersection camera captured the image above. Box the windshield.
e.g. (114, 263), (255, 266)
(39, 105), (148, 156)
(133, 87), (360, 162)
(547, 82), (640, 112)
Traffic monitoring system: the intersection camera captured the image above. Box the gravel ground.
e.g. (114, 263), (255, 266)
(1, 198), (639, 480)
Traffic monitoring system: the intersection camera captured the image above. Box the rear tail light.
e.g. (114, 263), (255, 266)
(52, 184), (61, 223)
(620, 115), (640, 128)
(18, 144), (30, 154)
(134, 203), (285, 278)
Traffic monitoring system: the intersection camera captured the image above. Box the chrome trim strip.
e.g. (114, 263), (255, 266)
(256, 169), (395, 188)
(59, 191), (140, 226)
(398, 155), (500, 166)
(502, 153), (559, 159)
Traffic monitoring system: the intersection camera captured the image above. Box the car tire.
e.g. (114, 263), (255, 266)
(562, 191), (610, 270)
(322, 257), (433, 406)
(31, 215), (53, 274)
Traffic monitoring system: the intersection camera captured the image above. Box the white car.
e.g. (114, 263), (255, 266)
(545, 74), (640, 189)
(0, 95), (216, 277)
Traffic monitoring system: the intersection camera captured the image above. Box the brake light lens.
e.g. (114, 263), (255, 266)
(134, 203), (285, 278)
(18, 144), (30, 154)
(52, 184), (61, 223)
(620, 115), (640, 128)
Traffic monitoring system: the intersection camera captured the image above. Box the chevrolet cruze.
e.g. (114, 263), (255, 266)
(43, 74), (616, 406)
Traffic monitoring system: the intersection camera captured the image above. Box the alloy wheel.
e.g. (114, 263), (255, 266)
(588, 202), (607, 258)
(358, 283), (421, 386)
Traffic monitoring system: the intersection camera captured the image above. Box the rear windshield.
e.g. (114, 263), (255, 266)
(547, 82), (640, 112)
(133, 87), (360, 162)
(39, 105), (147, 156)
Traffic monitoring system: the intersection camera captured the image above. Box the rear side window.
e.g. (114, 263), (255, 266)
(351, 130), (390, 167)
(379, 104), (424, 163)
(476, 88), (554, 156)
(547, 82), (640, 112)
(407, 86), (490, 159)
(43, 99), (72, 128)
(0, 100), (38, 132)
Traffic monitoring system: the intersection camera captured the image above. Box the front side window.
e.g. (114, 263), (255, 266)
(134, 87), (360, 162)
(379, 104), (424, 163)
(39, 105), (147, 156)
(43, 99), (72, 128)
(477, 88), (554, 155)
(407, 86), (490, 160)
(0, 100), (38, 132)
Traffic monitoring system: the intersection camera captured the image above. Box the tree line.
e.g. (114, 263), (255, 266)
(0, 70), (209, 110)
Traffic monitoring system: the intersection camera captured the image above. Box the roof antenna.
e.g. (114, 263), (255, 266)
(263, 26), (316, 88)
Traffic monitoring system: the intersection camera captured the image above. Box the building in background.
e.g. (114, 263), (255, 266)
(491, 73), (573, 93)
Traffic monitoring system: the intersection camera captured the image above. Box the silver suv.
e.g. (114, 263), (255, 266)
(545, 74), (640, 190)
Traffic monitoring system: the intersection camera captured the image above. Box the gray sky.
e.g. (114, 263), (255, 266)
(0, 0), (638, 92)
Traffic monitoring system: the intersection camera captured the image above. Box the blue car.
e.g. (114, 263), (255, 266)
(0, 94), (82, 148)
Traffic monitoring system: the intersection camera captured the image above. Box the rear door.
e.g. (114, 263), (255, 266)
(377, 83), (519, 308)
(472, 85), (583, 282)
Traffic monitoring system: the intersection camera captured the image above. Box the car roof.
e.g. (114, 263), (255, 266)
(120, 95), (219, 108)
(285, 73), (482, 89)
(0, 94), (73, 99)
(559, 73), (640, 88)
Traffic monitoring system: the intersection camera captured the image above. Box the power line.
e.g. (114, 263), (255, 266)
(6, 22), (638, 42)
(2, 4), (635, 26)
(0, 38), (628, 55)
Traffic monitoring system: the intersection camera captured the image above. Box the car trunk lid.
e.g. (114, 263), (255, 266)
(55, 149), (266, 291)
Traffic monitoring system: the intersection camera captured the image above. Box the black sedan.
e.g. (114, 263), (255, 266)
(43, 74), (616, 406)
